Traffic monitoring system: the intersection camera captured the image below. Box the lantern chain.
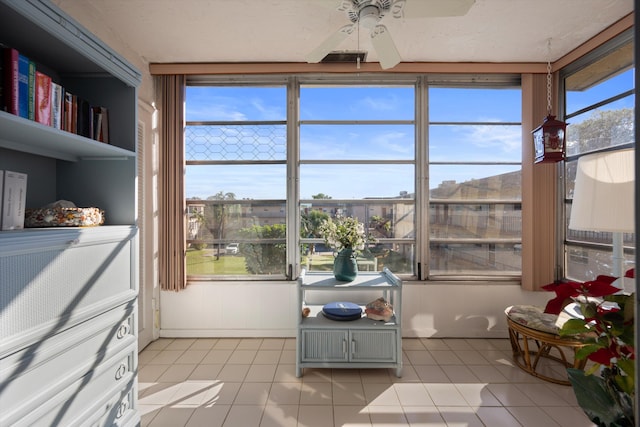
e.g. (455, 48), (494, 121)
(546, 39), (552, 115)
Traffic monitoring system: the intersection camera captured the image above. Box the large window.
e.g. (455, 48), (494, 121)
(299, 83), (416, 276)
(428, 86), (522, 277)
(185, 85), (288, 278)
(184, 76), (522, 280)
(562, 30), (635, 282)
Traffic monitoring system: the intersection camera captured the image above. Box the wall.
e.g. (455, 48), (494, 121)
(159, 280), (550, 338)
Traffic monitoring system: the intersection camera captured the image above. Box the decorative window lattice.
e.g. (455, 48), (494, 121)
(186, 124), (286, 161)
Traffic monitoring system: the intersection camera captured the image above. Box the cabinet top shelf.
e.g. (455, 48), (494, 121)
(0, 0), (141, 87)
(299, 268), (401, 289)
(0, 111), (135, 161)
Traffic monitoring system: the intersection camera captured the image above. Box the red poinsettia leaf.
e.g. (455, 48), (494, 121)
(620, 345), (635, 359)
(544, 297), (568, 315)
(542, 282), (560, 291)
(625, 268), (635, 278)
(542, 281), (581, 296)
(542, 282), (580, 314)
(588, 347), (615, 365)
(593, 275), (618, 285)
(581, 279), (620, 297)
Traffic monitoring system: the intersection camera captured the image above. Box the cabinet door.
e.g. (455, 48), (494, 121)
(301, 330), (348, 362)
(350, 330), (397, 363)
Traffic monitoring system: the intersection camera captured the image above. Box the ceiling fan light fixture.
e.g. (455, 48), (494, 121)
(359, 5), (380, 29)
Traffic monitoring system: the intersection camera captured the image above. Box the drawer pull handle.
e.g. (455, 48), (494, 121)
(116, 399), (129, 419)
(114, 363), (127, 380)
(116, 323), (130, 339)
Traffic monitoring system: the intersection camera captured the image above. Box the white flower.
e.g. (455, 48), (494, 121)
(318, 215), (375, 254)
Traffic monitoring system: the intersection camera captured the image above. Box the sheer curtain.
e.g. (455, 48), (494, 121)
(158, 75), (187, 291)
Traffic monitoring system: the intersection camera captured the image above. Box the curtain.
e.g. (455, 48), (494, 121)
(158, 75), (187, 291)
(521, 73), (557, 291)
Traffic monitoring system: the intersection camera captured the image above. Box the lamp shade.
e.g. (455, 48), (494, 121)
(569, 148), (635, 233)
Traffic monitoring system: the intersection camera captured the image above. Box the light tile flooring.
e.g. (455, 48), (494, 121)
(138, 338), (595, 427)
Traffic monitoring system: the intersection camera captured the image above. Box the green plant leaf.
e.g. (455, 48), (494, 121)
(616, 359), (635, 378)
(575, 344), (602, 362)
(567, 368), (634, 426)
(559, 318), (591, 336)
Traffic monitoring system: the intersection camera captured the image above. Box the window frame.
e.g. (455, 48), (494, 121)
(184, 74), (524, 282)
(560, 29), (635, 282)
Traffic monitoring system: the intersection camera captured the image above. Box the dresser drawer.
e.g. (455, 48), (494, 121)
(0, 303), (136, 423)
(83, 387), (139, 427)
(0, 226), (138, 357)
(2, 345), (136, 427)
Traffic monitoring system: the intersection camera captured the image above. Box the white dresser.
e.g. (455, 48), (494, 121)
(0, 0), (141, 425)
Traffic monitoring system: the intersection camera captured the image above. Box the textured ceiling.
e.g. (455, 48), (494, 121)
(53, 0), (633, 67)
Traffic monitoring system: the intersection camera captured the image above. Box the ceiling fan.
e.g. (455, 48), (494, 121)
(306, 0), (476, 70)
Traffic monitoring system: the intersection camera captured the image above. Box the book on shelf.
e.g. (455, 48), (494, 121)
(92, 105), (110, 143)
(51, 82), (63, 129)
(0, 170), (3, 226)
(27, 59), (35, 120)
(3, 47), (19, 115)
(76, 97), (92, 138)
(1, 170), (27, 231)
(2, 44), (113, 142)
(0, 45), (4, 112)
(63, 91), (77, 134)
(17, 53), (29, 119)
(34, 71), (52, 126)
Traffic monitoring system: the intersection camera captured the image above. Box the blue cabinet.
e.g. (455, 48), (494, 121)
(296, 268), (402, 377)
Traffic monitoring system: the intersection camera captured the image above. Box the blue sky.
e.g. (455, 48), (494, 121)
(185, 71), (633, 200)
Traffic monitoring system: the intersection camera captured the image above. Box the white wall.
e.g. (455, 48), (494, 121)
(159, 280), (550, 339)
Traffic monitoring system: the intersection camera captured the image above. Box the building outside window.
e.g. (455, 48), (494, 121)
(184, 76), (523, 281)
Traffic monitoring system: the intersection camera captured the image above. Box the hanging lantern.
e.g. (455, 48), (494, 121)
(532, 114), (566, 163)
(532, 39), (567, 164)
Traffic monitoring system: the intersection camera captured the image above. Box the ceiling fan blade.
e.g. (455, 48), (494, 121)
(370, 24), (401, 69)
(392, 0), (475, 18)
(306, 24), (356, 63)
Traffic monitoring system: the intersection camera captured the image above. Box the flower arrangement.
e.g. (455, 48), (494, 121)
(543, 269), (635, 427)
(318, 215), (374, 254)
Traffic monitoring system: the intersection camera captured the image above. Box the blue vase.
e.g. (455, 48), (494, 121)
(333, 248), (358, 281)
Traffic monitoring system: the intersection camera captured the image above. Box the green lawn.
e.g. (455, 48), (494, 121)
(187, 248), (380, 275)
(186, 248), (249, 275)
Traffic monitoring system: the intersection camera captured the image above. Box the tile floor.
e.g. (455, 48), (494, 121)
(138, 337), (595, 427)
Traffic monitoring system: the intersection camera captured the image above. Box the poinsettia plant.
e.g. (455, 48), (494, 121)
(543, 269), (635, 427)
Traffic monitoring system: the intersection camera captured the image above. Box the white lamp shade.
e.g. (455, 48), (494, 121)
(569, 148), (635, 233)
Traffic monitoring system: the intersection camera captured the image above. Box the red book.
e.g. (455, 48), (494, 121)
(3, 48), (19, 115)
(34, 71), (52, 125)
